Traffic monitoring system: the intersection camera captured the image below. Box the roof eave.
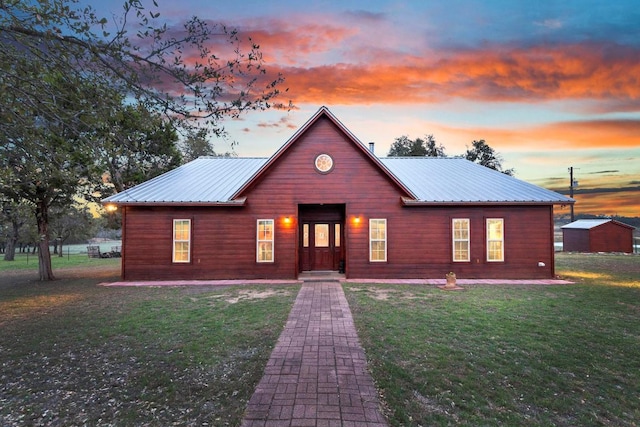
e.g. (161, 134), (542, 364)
(102, 197), (247, 207)
(401, 197), (575, 206)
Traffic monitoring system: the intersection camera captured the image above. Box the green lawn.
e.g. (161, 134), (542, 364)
(2, 253), (638, 426)
(0, 252), (120, 271)
(0, 267), (299, 426)
(344, 253), (640, 426)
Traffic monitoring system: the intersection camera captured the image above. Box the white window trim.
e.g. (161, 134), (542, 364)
(256, 219), (275, 263)
(369, 218), (387, 262)
(172, 219), (191, 263)
(486, 218), (504, 262)
(452, 218), (470, 262)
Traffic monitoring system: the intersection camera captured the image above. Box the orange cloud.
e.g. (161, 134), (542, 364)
(435, 119), (640, 152)
(152, 17), (640, 112)
(570, 190), (640, 217)
(260, 42), (640, 106)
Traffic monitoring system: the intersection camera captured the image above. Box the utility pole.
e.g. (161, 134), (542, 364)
(568, 167), (578, 222)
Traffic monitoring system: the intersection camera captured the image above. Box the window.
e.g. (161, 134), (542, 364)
(369, 218), (387, 262)
(303, 223), (309, 247)
(452, 218), (470, 262)
(335, 223), (341, 247)
(257, 219), (274, 262)
(172, 219), (191, 263)
(486, 218), (504, 262)
(315, 224), (329, 247)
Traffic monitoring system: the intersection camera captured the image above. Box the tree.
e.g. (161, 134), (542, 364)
(1, 0), (289, 140)
(1, 201), (30, 261)
(179, 128), (236, 163)
(423, 135), (447, 157)
(49, 204), (94, 257)
(464, 139), (515, 176)
(0, 70), (104, 279)
(1, 0), (289, 280)
(387, 135), (446, 157)
(97, 100), (182, 194)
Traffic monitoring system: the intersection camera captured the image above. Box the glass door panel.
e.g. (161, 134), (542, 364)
(315, 224), (329, 247)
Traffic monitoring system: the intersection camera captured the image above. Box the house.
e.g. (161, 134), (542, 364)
(103, 107), (574, 281)
(562, 219), (635, 253)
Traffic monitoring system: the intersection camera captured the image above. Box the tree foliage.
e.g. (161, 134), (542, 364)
(1, 0), (289, 280)
(387, 135), (446, 157)
(387, 134), (514, 175)
(0, 70), (104, 279)
(464, 139), (514, 176)
(1, 0), (289, 140)
(178, 128), (236, 163)
(50, 204), (95, 257)
(97, 101), (182, 195)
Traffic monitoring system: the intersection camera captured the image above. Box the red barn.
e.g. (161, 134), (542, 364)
(103, 107), (573, 281)
(562, 219), (635, 253)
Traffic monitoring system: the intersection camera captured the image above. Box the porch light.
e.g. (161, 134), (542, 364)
(105, 204), (117, 212)
(354, 216), (361, 224)
(284, 216), (292, 224)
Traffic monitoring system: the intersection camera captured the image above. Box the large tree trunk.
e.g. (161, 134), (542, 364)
(4, 236), (17, 261)
(35, 201), (55, 281)
(3, 221), (19, 261)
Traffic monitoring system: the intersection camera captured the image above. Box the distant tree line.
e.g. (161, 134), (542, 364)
(387, 134), (515, 176)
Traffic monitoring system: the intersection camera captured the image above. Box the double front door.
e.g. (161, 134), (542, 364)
(300, 221), (343, 271)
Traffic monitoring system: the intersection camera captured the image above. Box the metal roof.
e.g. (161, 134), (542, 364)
(104, 155), (573, 205)
(380, 157), (572, 204)
(562, 219), (634, 230)
(103, 157), (267, 204)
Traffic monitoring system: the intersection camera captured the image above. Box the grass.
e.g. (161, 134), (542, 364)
(0, 252), (120, 271)
(344, 253), (640, 426)
(0, 266), (299, 426)
(2, 252), (639, 426)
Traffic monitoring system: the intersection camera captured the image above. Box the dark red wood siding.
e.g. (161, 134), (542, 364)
(120, 116), (558, 280)
(563, 222), (633, 253)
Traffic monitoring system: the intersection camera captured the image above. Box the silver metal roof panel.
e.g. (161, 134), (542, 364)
(103, 157), (268, 204)
(380, 157), (572, 203)
(104, 156), (572, 205)
(561, 219), (612, 229)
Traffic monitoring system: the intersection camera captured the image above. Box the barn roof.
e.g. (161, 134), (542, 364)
(103, 157), (268, 205)
(562, 219), (635, 230)
(380, 157), (571, 205)
(103, 106), (574, 207)
(103, 154), (573, 206)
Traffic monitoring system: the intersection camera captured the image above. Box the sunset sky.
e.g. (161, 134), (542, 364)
(91, 0), (640, 217)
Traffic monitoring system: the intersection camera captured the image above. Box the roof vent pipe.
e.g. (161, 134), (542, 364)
(368, 142), (375, 154)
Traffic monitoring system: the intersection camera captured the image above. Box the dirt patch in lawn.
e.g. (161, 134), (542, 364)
(348, 286), (424, 301)
(203, 288), (293, 304)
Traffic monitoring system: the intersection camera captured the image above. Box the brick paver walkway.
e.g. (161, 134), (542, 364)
(241, 281), (388, 427)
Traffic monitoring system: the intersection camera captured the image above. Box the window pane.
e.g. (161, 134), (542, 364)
(257, 219), (274, 263)
(486, 219), (504, 262)
(369, 219), (387, 262)
(174, 242), (189, 261)
(487, 219), (503, 239)
(315, 224), (329, 247)
(303, 224), (309, 248)
(174, 220), (190, 240)
(335, 224), (341, 247)
(452, 219), (470, 262)
(258, 222), (273, 240)
(454, 241), (469, 261)
(173, 219), (191, 263)
(258, 242), (273, 262)
(488, 241), (503, 261)
(370, 241), (385, 261)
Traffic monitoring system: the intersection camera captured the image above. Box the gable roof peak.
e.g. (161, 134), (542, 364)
(230, 106), (417, 199)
